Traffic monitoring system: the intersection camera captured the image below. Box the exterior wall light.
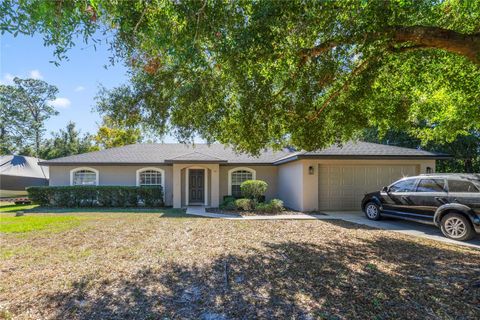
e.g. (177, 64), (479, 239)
(426, 166), (432, 173)
(308, 166), (314, 175)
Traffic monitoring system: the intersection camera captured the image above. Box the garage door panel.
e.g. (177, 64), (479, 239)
(318, 164), (417, 211)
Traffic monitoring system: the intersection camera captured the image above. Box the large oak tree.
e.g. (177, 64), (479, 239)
(2, 0), (479, 153)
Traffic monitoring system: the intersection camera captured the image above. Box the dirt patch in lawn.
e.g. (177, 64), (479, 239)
(1, 213), (479, 319)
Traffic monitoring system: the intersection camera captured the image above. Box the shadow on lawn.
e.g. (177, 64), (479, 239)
(42, 228), (480, 320)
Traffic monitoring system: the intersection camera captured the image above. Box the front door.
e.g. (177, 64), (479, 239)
(189, 169), (205, 204)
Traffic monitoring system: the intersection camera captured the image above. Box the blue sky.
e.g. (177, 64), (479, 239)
(1, 32), (179, 142)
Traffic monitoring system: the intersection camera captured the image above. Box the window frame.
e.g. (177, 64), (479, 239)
(228, 167), (256, 196)
(388, 178), (418, 193)
(70, 167), (99, 186)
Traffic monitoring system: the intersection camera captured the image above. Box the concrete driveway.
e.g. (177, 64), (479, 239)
(324, 211), (480, 249)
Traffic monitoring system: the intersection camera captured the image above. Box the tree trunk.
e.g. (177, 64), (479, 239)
(464, 158), (473, 173)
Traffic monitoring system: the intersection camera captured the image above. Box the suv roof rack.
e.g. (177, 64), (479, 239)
(420, 173), (480, 179)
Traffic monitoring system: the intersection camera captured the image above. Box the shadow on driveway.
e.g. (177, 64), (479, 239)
(323, 211), (480, 249)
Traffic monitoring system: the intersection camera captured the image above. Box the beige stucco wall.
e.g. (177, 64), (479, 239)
(277, 159), (436, 211)
(277, 161), (304, 211)
(219, 165), (278, 201)
(48, 165), (174, 206)
(172, 163), (220, 208)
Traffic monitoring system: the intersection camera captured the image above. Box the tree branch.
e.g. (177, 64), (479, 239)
(300, 26), (480, 65)
(307, 57), (373, 121)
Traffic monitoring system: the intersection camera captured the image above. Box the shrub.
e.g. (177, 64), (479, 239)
(235, 198), (253, 211)
(220, 196), (236, 210)
(255, 199), (284, 214)
(26, 186), (164, 208)
(269, 199), (284, 213)
(240, 180), (268, 201)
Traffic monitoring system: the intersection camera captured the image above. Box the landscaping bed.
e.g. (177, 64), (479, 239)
(1, 211), (479, 319)
(205, 207), (322, 216)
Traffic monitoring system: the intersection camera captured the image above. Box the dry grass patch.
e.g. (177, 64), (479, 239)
(1, 212), (479, 319)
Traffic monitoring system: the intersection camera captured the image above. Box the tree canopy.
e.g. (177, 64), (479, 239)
(0, 77), (58, 156)
(2, 0), (479, 154)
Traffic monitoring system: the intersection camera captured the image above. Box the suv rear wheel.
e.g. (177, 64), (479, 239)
(364, 202), (381, 221)
(440, 213), (475, 241)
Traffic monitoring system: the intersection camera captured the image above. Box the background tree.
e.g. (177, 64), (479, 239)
(362, 128), (480, 173)
(0, 77), (58, 156)
(2, 1), (479, 153)
(0, 90), (29, 154)
(94, 116), (142, 149)
(39, 122), (98, 160)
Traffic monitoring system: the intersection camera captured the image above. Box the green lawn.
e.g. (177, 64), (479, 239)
(0, 215), (83, 233)
(0, 203), (39, 212)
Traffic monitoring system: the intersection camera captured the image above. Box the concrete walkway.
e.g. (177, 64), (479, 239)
(186, 206), (480, 249)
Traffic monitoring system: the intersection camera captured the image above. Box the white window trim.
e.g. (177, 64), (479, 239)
(70, 167), (99, 186)
(185, 166), (208, 206)
(228, 167), (256, 196)
(136, 167), (166, 201)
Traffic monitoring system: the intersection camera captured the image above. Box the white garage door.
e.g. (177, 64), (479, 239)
(318, 164), (418, 211)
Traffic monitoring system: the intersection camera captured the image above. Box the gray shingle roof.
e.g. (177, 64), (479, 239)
(40, 141), (448, 166)
(40, 144), (292, 165)
(274, 141), (449, 164)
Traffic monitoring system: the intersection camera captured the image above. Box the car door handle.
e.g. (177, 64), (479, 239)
(435, 197), (448, 204)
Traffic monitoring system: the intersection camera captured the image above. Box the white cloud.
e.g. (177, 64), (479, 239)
(29, 69), (43, 80)
(0, 73), (15, 85)
(74, 85), (85, 92)
(48, 97), (71, 109)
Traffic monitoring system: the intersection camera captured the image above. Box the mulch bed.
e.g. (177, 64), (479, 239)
(1, 212), (479, 319)
(206, 208), (327, 216)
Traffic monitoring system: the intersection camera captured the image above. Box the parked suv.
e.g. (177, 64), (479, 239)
(361, 174), (480, 241)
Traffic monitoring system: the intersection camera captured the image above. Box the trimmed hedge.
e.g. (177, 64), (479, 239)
(26, 186), (164, 208)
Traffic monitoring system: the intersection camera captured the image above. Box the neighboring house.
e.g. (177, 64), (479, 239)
(39, 142), (448, 211)
(1, 155), (49, 198)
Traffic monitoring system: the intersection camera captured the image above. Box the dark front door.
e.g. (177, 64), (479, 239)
(189, 169), (205, 203)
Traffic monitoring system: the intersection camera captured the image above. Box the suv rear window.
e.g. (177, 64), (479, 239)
(416, 179), (445, 192)
(448, 180), (479, 193)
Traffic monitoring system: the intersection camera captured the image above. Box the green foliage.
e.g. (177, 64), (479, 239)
(255, 199), (285, 214)
(94, 116), (142, 149)
(234, 198), (253, 211)
(240, 180), (268, 201)
(27, 186), (164, 208)
(2, 1), (480, 153)
(362, 128), (480, 173)
(219, 196), (236, 210)
(0, 77), (58, 156)
(39, 122), (97, 159)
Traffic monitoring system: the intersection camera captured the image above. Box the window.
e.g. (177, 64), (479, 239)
(71, 168), (98, 186)
(416, 179), (445, 192)
(448, 180), (479, 193)
(136, 168), (164, 188)
(229, 168), (256, 197)
(139, 170), (163, 186)
(389, 179), (417, 192)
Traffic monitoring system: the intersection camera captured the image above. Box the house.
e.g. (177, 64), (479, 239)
(39, 141), (448, 211)
(1, 155), (49, 198)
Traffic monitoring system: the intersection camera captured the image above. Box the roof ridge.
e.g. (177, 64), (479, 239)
(169, 151), (224, 160)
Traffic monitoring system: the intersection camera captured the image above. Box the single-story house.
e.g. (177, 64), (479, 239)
(39, 141), (448, 211)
